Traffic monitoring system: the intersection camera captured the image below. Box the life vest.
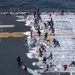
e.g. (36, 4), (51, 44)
(46, 37), (50, 41)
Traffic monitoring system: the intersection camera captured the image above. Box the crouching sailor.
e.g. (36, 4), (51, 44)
(52, 38), (60, 47)
(17, 56), (27, 71)
(20, 63), (27, 71)
(44, 64), (49, 71)
(69, 61), (75, 67)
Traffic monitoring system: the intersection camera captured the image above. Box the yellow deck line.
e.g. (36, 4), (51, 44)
(0, 32), (75, 38)
(0, 32), (24, 37)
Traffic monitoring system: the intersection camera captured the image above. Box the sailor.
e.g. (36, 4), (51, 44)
(43, 22), (47, 29)
(34, 11), (36, 17)
(60, 10), (64, 15)
(45, 36), (50, 41)
(37, 26), (40, 31)
(55, 40), (60, 47)
(47, 21), (51, 28)
(43, 57), (46, 63)
(44, 64), (49, 71)
(33, 38), (37, 46)
(39, 47), (44, 57)
(50, 62), (56, 68)
(17, 56), (22, 66)
(48, 12), (52, 17)
(37, 8), (41, 21)
(17, 57), (27, 71)
(20, 63), (27, 71)
(30, 29), (33, 38)
(50, 52), (53, 59)
(50, 62), (53, 68)
(50, 25), (55, 35)
(34, 16), (37, 26)
(69, 61), (75, 66)
(63, 64), (67, 71)
(50, 17), (54, 27)
(53, 38), (57, 45)
(44, 32), (48, 40)
(37, 26), (41, 37)
(41, 44), (46, 51)
(47, 52), (53, 59)
(38, 30), (41, 37)
(53, 38), (60, 47)
(51, 17), (53, 24)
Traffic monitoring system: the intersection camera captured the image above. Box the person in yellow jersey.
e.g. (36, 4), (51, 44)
(46, 36), (50, 41)
(39, 47), (44, 57)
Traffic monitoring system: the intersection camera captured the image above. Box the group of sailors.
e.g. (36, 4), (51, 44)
(30, 9), (75, 72)
(16, 9), (75, 73)
(29, 9), (62, 72)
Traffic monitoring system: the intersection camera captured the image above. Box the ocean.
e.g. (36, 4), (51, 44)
(0, 0), (75, 11)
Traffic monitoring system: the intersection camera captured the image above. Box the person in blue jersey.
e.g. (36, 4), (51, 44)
(47, 17), (54, 28)
(47, 21), (51, 28)
(52, 38), (60, 47)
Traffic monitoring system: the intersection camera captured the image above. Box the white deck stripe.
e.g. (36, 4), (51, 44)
(0, 25), (14, 28)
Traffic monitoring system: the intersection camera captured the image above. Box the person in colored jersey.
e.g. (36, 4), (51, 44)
(30, 29), (33, 37)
